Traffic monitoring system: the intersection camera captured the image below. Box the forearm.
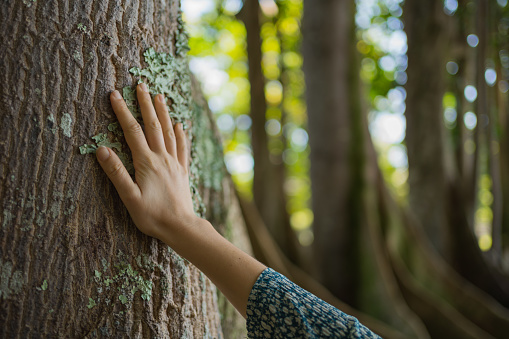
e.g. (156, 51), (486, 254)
(160, 217), (266, 318)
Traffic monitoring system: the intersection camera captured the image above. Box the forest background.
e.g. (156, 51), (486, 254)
(182, 0), (509, 337)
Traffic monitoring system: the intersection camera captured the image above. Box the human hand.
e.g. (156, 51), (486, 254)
(96, 83), (197, 241)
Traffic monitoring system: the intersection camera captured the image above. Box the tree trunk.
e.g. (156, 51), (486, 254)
(0, 0), (248, 337)
(497, 2), (509, 265)
(302, 0), (362, 306)
(238, 0), (296, 262)
(403, 0), (450, 256)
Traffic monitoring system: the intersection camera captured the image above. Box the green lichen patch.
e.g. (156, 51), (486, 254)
(114, 261), (153, 301)
(20, 225), (31, 231)
(92, 133), (122, 151)
(87, 297), (96, 309)
(118, 294), (127, 304)
(77, 23), (90, 35)
(47, 114), (57, 134)
(39, 279), (48, 291)
(127, 46), (193, 127)
(88, 252), (158, 311)
(79, 144), (97, 154)
(175, 14), (191, 57)
(22, 0), (36, 8)
(0, 260), (24, 300)
(101, 258), (110, 272)
(190, 103), (225, 192)
(73, 51), (81, 62)
(2, 210), (14, 229)
(122, 86), (141, 119)
(79, 132), (130, 173)
(108, 122), (123, 137)
(60, 113), (73, 137)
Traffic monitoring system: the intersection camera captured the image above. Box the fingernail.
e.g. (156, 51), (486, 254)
(157, 94), (165, 103)
(140, 83), (148, 92)
(97, 146), (110, 162)
(112, 90), (121, 99)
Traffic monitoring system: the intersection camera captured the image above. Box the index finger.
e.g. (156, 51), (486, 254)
(110, 90), (150, 156)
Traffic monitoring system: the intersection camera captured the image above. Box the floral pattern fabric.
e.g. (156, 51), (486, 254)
(246, 268), (382, 338)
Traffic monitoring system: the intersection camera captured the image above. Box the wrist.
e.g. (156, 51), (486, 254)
(158, 214), (211, 249)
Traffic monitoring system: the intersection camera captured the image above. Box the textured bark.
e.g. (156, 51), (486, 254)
(0, 0), (248, 337)
(302, 0), (361, 306)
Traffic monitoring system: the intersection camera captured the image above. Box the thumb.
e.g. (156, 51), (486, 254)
(96, 147), (139, 203)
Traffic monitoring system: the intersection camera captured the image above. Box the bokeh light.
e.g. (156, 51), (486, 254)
(236, 114), (252, 130)
(464, 111), (477, 130)
(467, 34), (479, 47)
(484, 68), (497, 86)
(464, 85), (478, 102)
(265, 119), (282, 136)
(446, 61), (459, 75)
(499, 80), (509, 93)
(444, 0), (459, 15)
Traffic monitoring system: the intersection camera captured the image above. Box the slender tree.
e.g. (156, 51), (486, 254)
(238, 0), (296, 261)
(404, 0), (450, 256)
(302, 0), (361, 306)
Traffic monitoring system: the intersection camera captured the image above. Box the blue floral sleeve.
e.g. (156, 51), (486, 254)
(246, 268), (382, 338)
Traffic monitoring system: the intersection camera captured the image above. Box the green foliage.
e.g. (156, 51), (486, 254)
(184, 0), (313, 240)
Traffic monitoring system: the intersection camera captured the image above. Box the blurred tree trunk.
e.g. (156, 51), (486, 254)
(449, 1), (468, 181)
(303, 4), (423, 335)
(403, 0), (450, 256)
(497, 2), (509, 266)
(0, 0), (248, 337)
(501, 57), (509, 267)
(239, 0), (297, 262)
(486, 0), (504, 265)
(302, 0), (361, 306)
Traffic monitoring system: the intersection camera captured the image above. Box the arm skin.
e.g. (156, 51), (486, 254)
(96, 83), (266, 318)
